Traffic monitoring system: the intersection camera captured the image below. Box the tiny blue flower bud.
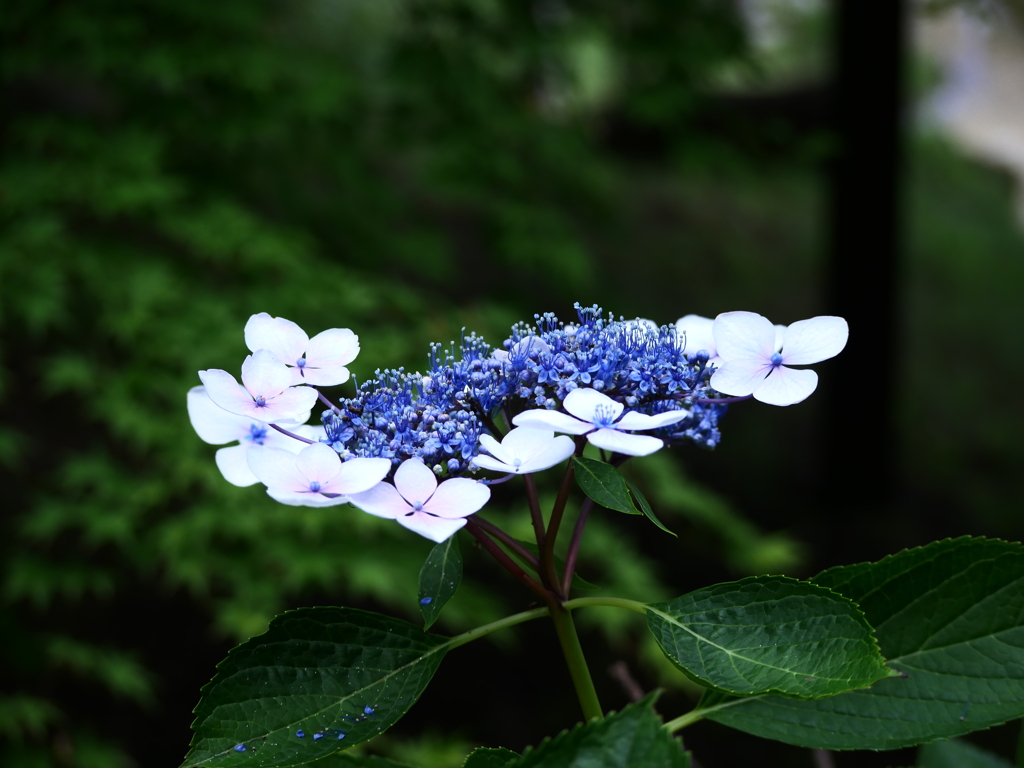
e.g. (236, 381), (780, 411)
(420, 597), (433, 605)
(770, 352), (784, 366)
(234, 744), (247, 752)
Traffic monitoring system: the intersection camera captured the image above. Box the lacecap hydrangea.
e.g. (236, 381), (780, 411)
(321, 303), (727, 478)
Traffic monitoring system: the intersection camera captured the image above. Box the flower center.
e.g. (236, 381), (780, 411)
(513, 458), (522, 468)
(411, 501), (424, 511)
(593, 404), (618, 429)
(248, 424), (268, 445)
(769, 352), (784, 367)
(296, 357), (306, 368)
(254, 395), (268, 408)
(308, 481), (321, 492)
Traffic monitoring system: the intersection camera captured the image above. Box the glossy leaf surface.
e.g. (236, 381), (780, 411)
(649, 576), (890, 698)
(573, 457), (639, 515)
(703, 538), (1024, 750)
(508, 694), (689, 768)
(418, 535), (462, 629)
(180, 607), (448, 767)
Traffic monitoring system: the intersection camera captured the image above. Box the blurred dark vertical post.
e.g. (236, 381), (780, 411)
(822, 0), (906, 507)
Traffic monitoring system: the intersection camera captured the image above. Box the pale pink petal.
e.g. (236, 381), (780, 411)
(241, 350), (294, 396)
(517, 435), (575, 473)
(712, 311), (775, 364)
(215, 445), (260, 486)
(292, 424), (327, 442)
(502, 427), (557, 459)
(295, 364), (351, 387)
(752, 366), (819, 406)
(616, 409), (690, 431)
(563, 388), (624, 424)
(773, 324), (787, 353)
(478, 434), (511, 464)
(393, 459), (438, 506)
(263, 428), (310, 453)
(347, 482), (411, 519)
(512, 409), (592, 435)
(261, 386), (318, 424)
(331, 457), (391, 495)
(198, 369), (261, 418)
(295, 443), (342, 485)
(247, 447), (310, 492)
(396, 513), (467, 543)
(472, 454), (516, 473)
(675, 315), (717, 357)
(187, 386), (251, 444)
(710, 359), (772, 397)
(306, 328), (359, 368)
(780, 316), (849, 366)
(244, 313), (308, 363)
(422, 478), (490, 519)
(587, 428), (664, 457)
(266, 488), (350, 508)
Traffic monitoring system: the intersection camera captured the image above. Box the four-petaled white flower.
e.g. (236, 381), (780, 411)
(675, 314), (718, 360)
(199, 349), (318, 423)
(247, 442), (390, 507)
(492, 335), (551, 364)
(187, 386), (323, 486)
(347, 459), (490, 543)
(511, 388), (689, 457)
(474, 427), (575, 474)
(710, 311), (848, 406)
(245, 313), (359, 386)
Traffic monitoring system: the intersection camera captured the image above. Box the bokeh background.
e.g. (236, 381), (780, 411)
(4, 1), (1024, 766)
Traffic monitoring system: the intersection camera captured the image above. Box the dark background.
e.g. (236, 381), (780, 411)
(3, 1), (1024, 766)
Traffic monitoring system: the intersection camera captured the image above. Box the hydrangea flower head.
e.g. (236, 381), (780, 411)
(710, 311), (848, 406)
(348, 459), (490, 542)
(245, 312), (359, 386)
(199, 350), (319, 423)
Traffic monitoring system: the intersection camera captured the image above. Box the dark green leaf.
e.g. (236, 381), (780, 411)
(648, 576), (891, 698)
(573, 457), (639, 515)
(507, 693), (689, 768)
(506, 540), (600, 592)
(418, 536), (462, 630)
(309, 756), (419, 768)
(624, 479), (676, 537)
(703, 537), (1024, 750)
(180, 607), (448, 768)
(463, 747), (520, 768)
(918, 739), (1013, 768)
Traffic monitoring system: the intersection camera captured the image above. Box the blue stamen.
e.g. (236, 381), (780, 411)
(770, 352), (784, 366)
(309, 481), (321, 492)
(254, 395), (267, 408)
(296, 358), (307, 368)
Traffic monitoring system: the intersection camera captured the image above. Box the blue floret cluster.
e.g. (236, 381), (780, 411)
(322, 304), (727, 477)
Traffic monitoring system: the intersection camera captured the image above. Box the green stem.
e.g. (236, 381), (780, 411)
(563, 596), (648, 614)
(549, 603), (604, 721)
(662, 694), (764, 733)
(445, 606), (550, 651)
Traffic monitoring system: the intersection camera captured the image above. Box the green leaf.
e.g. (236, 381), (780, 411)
(647, 575), (891, 698)
(310, 756), (419, 768)
(918, 739), (1013, 768)
(702, 537), (1024, 750)
(624, 479), (676, 537)
(507, 693), (689, 768)
(418, 536), (462, 630)
(463, 747), (520, 768)
(573, 457), (639, 515)
(506, 540), (600, 592)
(180, 607), (448, 768)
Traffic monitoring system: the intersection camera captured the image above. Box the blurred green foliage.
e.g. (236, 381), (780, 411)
(4, 0), (1024, 766)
